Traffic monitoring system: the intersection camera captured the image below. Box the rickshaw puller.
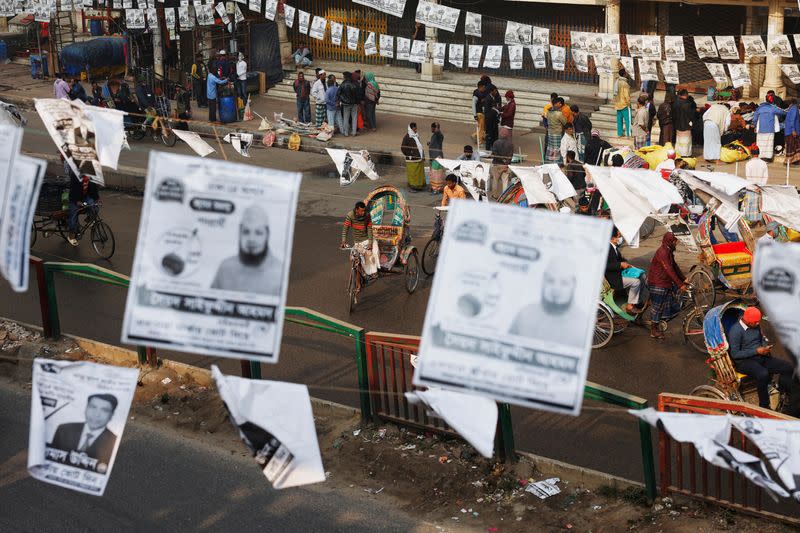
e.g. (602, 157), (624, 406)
(729, 307), (794, 409)
(341, 201), (379, 278)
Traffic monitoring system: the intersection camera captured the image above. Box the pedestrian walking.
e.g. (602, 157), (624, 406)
(206, 71), (228, 122)
(613, 68), (632, 137)
(363, 72), (380, 132)
(235, 53), (248, 102)
(571, 105), (592, 162)
(545, 98), (567, 163)
(657, 92), (674, 146)
(293, 71), (312, 123)
(53, 73), (70, 99)
(401, 122), (426, 191)
(311, 68), (327, 127)
(191, 54), (208, 108)
(785, 99), (800, 165)
(673, 89), (696, 157)
(647, 233), (687, 339)
(471, 80), (489, 146)
(337, 72), (360, 136)
(633, 95), (649, 149)
(702, 103), (731, 163)
(752, 94), (786, 161)
(500, 90), (516, 129)
(324, 74), (340, 132)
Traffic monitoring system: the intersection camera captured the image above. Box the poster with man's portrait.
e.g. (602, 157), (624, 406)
(660, 61), (679, 84)
(330, 21), (343, 46)
(122, 152), (301, 363)
(413, 201), (612, 415)
(768, 34), (793, 58)
(528, 45), (547, 69)
(625, 34), (643, 57)
(195, 4), (214, 26)
(379, 34), (394, 58)
(448, 43), (464, 68)
(742, 35), (767, 58)
(586, 33), (604, 56)
(641, 35), (661, 60)
(572, 49), (589, 73)
(550, 45), (565, 71)
(263, 0), (277, 21)
(781, 64), (800, 85)
(727, 63), (751, 88)
(504, 21), (532, 46)
(532, 26), (549, 48)
(464, 11), (481, 37)
(125, 8), (145, 29)
(415, 0), (459, 33)
(508, 45), (523, 70)
(308, 16), (326, 41)
(0, 0), (14, 16)
(483, 45), (502, 69)
(602, 33), (621, 58)
(705, 62), (729, 84)
(664, 35), (685, 61)
(353, 0), (406, 19)
(409, 39), (427, 64)
(396, 37), (410, 60)
(297, 9), (309, 35)
(638, 58), (658, 81)
(467, 44), (483, 68)
(177, 6), (194, 31)
(28, 359), (138, 496)
(694, 36), (718, 59)
(432, 42), (446, 66)
(593, 53), (613, 75)
(571, 31), (588, 51)
(619, 56), (635, 77)
(715, 36), (739, 61)
(346, 26), (359, 51)
(282, 3), (295, 28)
(364, 31), (378, 56)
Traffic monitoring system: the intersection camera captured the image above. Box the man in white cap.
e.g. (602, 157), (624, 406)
(216, 49), (232, 79)
(311, 68), (327, 128)
(655, 149), (677, 173)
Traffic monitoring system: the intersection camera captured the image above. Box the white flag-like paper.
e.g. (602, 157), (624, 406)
(330, 21), (343, 46)
(283, 4), (295, 28)
(379, 34), (394, 58)
(508, 45), (523, 70)
(728, 63), (751, 88)
(364, 31), (378, 56)
(468, 44), (483, 68)
(28, 359), (138, 496)
(413, 201), (612, 415)
(768, 35), (793, 58)
(715, 36), (739, 60)
(483, 45), (502, 69)
(731, 417), (800, 500)
(297, 9), (309, 34)
(706, 62), (729, 84)
(572, 49), (589, 73)
(781, 64), (800, 85)
(529, 45), (547, 69)
(121, 152), (301, 363)
(533, 26), (550, 48)
(742, 35), (767, 58)
(550, 45), (565, 71)
(212, 366), (325, 489)
(664, 35), (685, 61)
(409, 39), (427, 64)
(641, 35), (661, 59)
(620, 56), (635, 78)
(224, 132), (254, 157)
(626, 34), (643, 57)
(448, 43), (464, 68)
(264, 0), (277, 21)
(694, 36), (718, 59)
(346, 26), (359, 51)
(505, 20), (532, 46)
(464, 11), (481, 37)
(638, 58), (659, 81)
(308, 15), (326, 41)
(326, 148), (380, 186)
(432, 42), (446, 66)
(406, 389), (497, 458)
(661, 61), (679, 85)
(396, 37), (411, 61)
(173, 130), (215, 157)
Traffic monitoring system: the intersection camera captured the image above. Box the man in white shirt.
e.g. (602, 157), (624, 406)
(560, 123), (578, 163)
(235, 53), (248, 103)
(744, 149), (769, 223)
(745, 151), (769, 187)
(311, 68), (327, 127)
(655, 150), (677, 173)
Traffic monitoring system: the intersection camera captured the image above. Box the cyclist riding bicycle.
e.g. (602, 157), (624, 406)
(67, 166), (99, 246)
(340, 201), (379, 279)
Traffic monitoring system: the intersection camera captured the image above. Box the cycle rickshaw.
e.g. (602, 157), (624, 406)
(344, 186), (420, 312)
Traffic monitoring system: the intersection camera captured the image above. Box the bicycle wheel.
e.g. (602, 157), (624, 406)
(421, 238), (440, 276)
(346, 268), (358, 314)
(90, 220), (116, 259)
(404, 250), (420, 294)
(593, 304), (614, 349)
(682, 308), (706, 353)
(161, 123), (177, 147)
(688, 267), (715, 309)
(638, 216), (656, 239)
(130, 125), (146, 141)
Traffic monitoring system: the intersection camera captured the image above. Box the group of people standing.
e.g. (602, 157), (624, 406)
(542, 91), (594, 165)
(190, 50), (249, 123)
(294, 68), (381, 135)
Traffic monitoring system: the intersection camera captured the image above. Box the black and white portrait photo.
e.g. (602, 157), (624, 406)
(379, 34), (394, 58)
(661, 60), (679, 84)
(509, 45), (523, 69)
(396, 37), (410, 60)
(49, 393), (119, 470)
(694, 36), (718, 59)
(468, 44), (483, 68)
(464, 11), (481, 37)
(432, 42), (446, 66)
(638, 58), (658, 81)
(550, 45), (565, 70)
(330, 21), (343, 45)
(572, 49), (589, 73)
(664, 35), (685, 61)
(715, 36), (738, 60)
(448, 43), (464, 68)
(768, 35), (792, 58)
(641, 35), (661, 60)
(346, 26), (359, 51)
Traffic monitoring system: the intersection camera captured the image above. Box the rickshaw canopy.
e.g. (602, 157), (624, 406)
(760, 185), (800, 230)
(703, 300), (748, 354)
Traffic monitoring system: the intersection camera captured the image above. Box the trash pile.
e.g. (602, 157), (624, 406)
(258, 112), (334, 142)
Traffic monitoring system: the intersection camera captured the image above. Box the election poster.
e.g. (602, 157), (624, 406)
(781, 64), (800, 85)
(619, 56), (635, 77)
(504, 21), (532, 46)
(464, 11), (481, 37)
(415, 0), (459, 33)
(326, 148), (380, 186)
(212, 366), (326, 489)
(353, 0), (406, 18)
(308, 15), (326, 41)
(641, 35), (661, 59)
(768, 34), (793, 58)
(664, 35), (685, 61)
(483, 45), (502, 69)
(283, 3), (295, 27)
(706, 62), (729, 84)
(413, 202), (612, 415)
(728, 63), (751, 88)
(409, 39), (427, 64)
(468, 44), (483, 68)
(346, 26), (359, 51)
(297, 9), (309, 34)
(396, 37), (410, 60)
(694, 36), (718, 59)
(248, 0), (260, 13)
(572, 31), (589, 51)
(638, 59), (659, 81)
(330, 21), (343, 46)
(742, 35), (767, 58)
(173, 130), (215, 157)
(448, 43), (464, 68)
(532, 26), (549, 48)
(364, 31), (378, 56)
(625, 34), (643, 57)
(602, 33), (621, 57)
(0, 154), (45, 292)
(264, 0), (277, 21)
(432, 42), (446, 66)
(28, 359), (138, 496)
(715, 36), (739, 60)
(125, 8), (145, 29)
(121, 152), (301, 363)
(550, 45), (565, 71)
(661, 60), (679, 85)
(508, 45), (523, 70)
(379, 34), (394, 58)
(572, 49), (589, 73)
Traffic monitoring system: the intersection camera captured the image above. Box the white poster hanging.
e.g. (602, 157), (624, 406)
(508, 45), (523, 70)
(638, 59), (658, 81)
(415, 0), (459, 33)
(550, 45), (565, 71)
(781, 64), (800, 84)
(212, 366), (326, 489)
(263, 0), (277, 21)
(625, 34), (643, 57)
(715, 36), (739, 60)
(248, 0), (260, 13)
(145, 7), (158, 29)
(121, 152), (301, 363)
(742, 35), (767, 58)
(504, 20), (532, 45)
(754, 240), (800, 367)
(283, 3), (294, 28)
(483, 45), (502, 69)
(571, 31), (589, 51)
(330, 21), (343, 46)
(619, 56), (635, 77)
(464, 11), (481, 38)
(172, 130), (215, 158)
(706, 62), (729, 84)
(28, 359), (138, 496)
(661, 60), (679, 85)
(448, 43), (464, 68)
(694, 36), (718, 59)
(364, 31), (378, 56)
(794, 34), (800, 52)
(594, 54), (613, 75)
(396, 37), (410, 61)
(641, 35), (661, 60)
(165, 7), (177, 39)
(178, 6), (193, 31)
(468, 44), (483, 68)
(585, 33), (602, 56)
(126, 8), (145, 28)
(532, 26), (549, 48)
(353, 0), (406, 19)
(413, 202), (612, 415)
(346, 26), (359, 51)
(572, 49), (589, 73)
(602, 33), (621, 57)
(663, 36), (684, 61)
(409, 39), (427, 64)
(728, 63), (751, 88)
(528, 45), (547, 69)
(768, 34), (793, 58)
(432, 42), (446, 66)
(233, 3), (244, 25)
(297, 9), (309, 35)
(308, 16), (326, 41)
(379, 34), (394, 58)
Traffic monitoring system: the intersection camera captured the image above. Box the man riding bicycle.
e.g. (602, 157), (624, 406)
(340, 201), (379, 278)
(67, 167), (99, 246)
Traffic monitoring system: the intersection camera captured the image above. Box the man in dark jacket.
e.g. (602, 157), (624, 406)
(729, 306), (794, 409)
(67, 168), (99, 245)
(49, 393), (118, 470)
(337, 72), (360, 136)
(673, 89), (696, 157)
(428, 122), (444, 160)
(605, 228), (644, 314)
(293, 71), (311, 123)
(584, 129), (612, 165)
(484, 93), (500, 151)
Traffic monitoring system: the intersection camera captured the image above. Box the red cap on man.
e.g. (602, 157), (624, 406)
(742, 307), (762, 324)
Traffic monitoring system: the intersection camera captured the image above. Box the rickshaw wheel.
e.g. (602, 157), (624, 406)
(690, 385), (727, 401)
(593, 305), (614, 349)
(682, 308), (707, 353)
(404, 250), (420, 294)
(346, 269), (358, 314)
(688, 268), (715, 309)
(639, 217), (656, 239)
(421, 238), (439, 276)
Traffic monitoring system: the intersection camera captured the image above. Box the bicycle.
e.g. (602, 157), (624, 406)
(421, 207), (446, 276)
(31, 202), (116, 260)
(127, 114), (177, 147)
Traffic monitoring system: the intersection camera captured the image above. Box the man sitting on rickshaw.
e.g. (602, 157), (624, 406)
(441, 174), (466, 207)
(729, 306), (794, 410)
(340, 201), (379, 279)
(605, 228), (646, 315)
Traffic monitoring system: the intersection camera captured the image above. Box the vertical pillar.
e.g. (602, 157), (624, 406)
(760, 0), (786, 99)
(153, 8), (164, 79)
(276, 11), (293, 68)
(420, 0), (442, 80)
(598, 0), (620, 98)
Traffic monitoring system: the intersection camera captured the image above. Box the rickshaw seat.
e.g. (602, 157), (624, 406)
(713, 241), (752, 276)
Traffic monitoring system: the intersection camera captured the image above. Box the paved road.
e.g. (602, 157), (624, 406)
(2, 129), (712, 482)
(0, 381), (443, 532)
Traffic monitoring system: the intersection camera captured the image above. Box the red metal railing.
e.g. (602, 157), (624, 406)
(658, 393), (800, 525)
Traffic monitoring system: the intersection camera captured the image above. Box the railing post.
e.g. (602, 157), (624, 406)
(30, 257), (52, 338)
(249, 361), (262, 379)
(42, 263), (60, 339)
(495, 402), (516, 463)
(240, 360), (252, 378)
(136, 346), (148, 365)
(354, 328), (371, 422)
(638, 406), (657, 502)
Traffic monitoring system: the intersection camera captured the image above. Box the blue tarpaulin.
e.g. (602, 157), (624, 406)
(59, 37), (126, 77)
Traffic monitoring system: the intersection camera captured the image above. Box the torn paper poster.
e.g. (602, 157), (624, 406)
(173, 130), (215, 157)
(28, 358), (138, 496)
(211, 366), (325, 489)
(0, 154), (45, 292)
(326, 148), (380, 186)
(406, 388), (497, 458)
(754, 240), (800, 368)
(414, 202), (612, 415)
(35, 98), (126, 186)
(435, 158), (489, 201)
(509, 164), (576, 205)
(730, 417), (800, 501)
(526, 478), (561, 499)
(224, 132), (254, 157)
(631, 409), (789, 500)
(122, 152), (301, 363)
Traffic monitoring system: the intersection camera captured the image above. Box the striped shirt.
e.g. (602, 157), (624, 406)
(341, 210), (373, 243)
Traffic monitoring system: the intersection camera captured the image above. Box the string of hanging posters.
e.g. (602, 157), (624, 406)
(13, 0), (800, 86)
